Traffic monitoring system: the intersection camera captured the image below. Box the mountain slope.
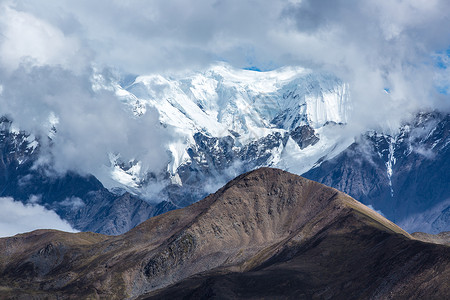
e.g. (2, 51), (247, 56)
(110, 64), (353, 201)
(112, 65), (449, 235)
(0, 116), (176, 235)
(143, 225), (448, 300)
(3, 64), (448, 236)
(0, 168), (448, 299)
(303, 112), (450, 233)
(1, 64), (354, 235)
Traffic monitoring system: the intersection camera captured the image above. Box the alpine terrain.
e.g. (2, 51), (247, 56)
(0, 168), (448, 299)
(304, 111), (450, 233)
(1, 64), (448, 235)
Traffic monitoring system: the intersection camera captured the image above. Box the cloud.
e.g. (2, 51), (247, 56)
(59, 196), (85, 210)
(0, 64), (171, 183)
(5, 0), (287, 73)
(278, 0), (450, 130)
(0, 0), (448, 183)
(0, 3), (87, 73)
(1, 0), (447, 130)
(367, 204), (385, 217)
(0, 197), (77, 237)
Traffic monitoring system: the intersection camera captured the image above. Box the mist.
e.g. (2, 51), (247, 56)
(0, 197), (77, 237)
(0, 0), (449, 179)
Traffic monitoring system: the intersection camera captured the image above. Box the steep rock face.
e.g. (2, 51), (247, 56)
(290, 124), (319, 149)
(112, 64), (351, 202)
(0, 168), (448, 299)
(303, 112), (450, 233)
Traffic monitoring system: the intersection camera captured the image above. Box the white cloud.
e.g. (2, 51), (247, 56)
(367, 204), (385, 217)
(0, 65), (171, 180)
(0, 0), (448, 182)
(0, 197), (77, 238)
(0, 3), (85, 72)
(28, 194), (42, 204)
(1, 0), (446, 130)
(277, 0), (450, 130)
(5, 0), (288, 73)
(59, 196), (85, 210)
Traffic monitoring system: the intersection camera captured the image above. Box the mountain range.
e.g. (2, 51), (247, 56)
(1, 168), (448, 299)
(304, 111), (450, 233)
(0, 64), (448, 235)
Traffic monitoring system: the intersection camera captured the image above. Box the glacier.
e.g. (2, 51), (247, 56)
(106, 62), (354, 195)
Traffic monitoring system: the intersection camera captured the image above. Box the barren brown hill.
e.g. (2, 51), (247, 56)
(0, 168), (448, 299)
(412, 231), (450, 245)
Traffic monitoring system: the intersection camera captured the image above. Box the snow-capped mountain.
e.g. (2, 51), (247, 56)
(304, 112), (450, 233)
(1, 63), (448, 235)
(107, 63), (353, 201)
(0, 63), (355, 234)
(105, 64), (449, 234)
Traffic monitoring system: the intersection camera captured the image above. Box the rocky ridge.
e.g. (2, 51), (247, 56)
(0, 168), (448, 299)
(304, 111), (450, 233)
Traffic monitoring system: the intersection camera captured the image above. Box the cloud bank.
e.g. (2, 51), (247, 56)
(0, 0), (448, 180)
(280, 0), (450, 130)
(0, 197), (77, 237)
(0, 65), (170, 182)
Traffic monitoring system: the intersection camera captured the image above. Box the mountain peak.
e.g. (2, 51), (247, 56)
(108, 64), (352, 195)
(1, 168), (446, 299)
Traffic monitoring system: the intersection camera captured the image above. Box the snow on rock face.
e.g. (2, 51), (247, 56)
(108, 63), (353, 202)
(122, 63), (350, 138)
(274, 74), (350, 130)
(303, 111), (450, 234)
